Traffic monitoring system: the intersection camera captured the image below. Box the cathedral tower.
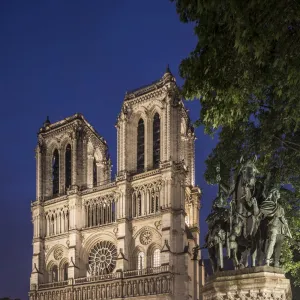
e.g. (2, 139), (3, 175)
(29, 68), (202, 300)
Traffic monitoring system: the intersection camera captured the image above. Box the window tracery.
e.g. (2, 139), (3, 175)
(63, 263), (68, 281)
(52, 149), (59, 195)
(51, 265), (58, 282)
(65, 144), (72, 190)
(84, 197), (116, 228)
(45, 208), (69, 236)
(88, 241), (117, 275)
(153, 113), (160, 169)
(153, 249), (160, 267)
(137, 252), (145, 270)
(137, 118), (145, 173)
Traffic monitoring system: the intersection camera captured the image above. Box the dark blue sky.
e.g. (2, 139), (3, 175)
(0, 1), (218, 298)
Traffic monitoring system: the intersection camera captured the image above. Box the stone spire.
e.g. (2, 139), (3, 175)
(162, 64), (175, 83)
(43, 116), (51, 127)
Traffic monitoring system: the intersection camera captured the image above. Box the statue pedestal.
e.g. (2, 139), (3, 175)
(202, 266), (292, 300)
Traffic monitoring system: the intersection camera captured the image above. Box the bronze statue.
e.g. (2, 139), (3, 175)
(204, 158), (292, 272)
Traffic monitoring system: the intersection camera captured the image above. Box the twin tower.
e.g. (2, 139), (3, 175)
(29, 68), (203, 300)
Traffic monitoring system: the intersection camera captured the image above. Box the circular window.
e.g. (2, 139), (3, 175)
(140, 229), (153, 245)
(88, 241), (117, 275)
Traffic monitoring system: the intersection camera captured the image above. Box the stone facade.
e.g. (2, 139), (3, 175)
(29, 68), (203, 300)
(202, 267), (292, 300)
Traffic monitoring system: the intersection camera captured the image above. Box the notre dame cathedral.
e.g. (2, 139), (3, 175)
(29, 68), (203, 300)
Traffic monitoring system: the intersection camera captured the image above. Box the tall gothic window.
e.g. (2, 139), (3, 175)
(138, 252), (145, 270)
(65, 144), (72, 190)
(132, 194), (137, 217)
(93, 158), (97, 187)
(52, 149), (59, 195)
(63, 263), (68, 281)
(153, 249), (161, 267)
(52, 265), (58, 282)
(137, 192), (142, 216)
(150, 192), (155, 214)
(137, 118), (145, 173)
(153, 113), (160, 169)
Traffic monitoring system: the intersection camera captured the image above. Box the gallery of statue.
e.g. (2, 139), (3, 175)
(205, 157), (292, 273)
(29, 68), (203, 300)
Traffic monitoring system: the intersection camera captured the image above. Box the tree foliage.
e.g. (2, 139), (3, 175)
(171, 0), (300, 285)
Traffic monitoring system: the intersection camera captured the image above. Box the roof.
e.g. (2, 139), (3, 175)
(124, 66), (175, 101)
(38, 113), (108, 146)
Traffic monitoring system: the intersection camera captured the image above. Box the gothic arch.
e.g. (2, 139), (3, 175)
(45, 244), (68, 262)
(94, 147), (103, 163)
(46, 260), (57, 272)
(58, 257), (69, 269)
(130, 245), (146, 270)
(130, 226), (162, 257)
(146, 242), (162, 256)
(60, 135), (72, 152)
(80, 231), (117, 264)
(147, 103), (163, 120)
(47, 140), (60, 155)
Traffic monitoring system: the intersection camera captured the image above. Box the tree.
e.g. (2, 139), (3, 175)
(171, 0), (300, 284)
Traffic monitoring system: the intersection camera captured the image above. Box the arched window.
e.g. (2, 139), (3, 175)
(132, 194), (136, 218)
(51, 215), (55, 235)
(52, 149), (59, 195)
(153, 113), (160, 169)
(52, 265), (58, 282)
(63, 263), (68, 281)
(150, 192), (155, 214)
(138, 252), (145, 270)
(137, 118), (145, 173)
(137, 192), (142, 216)
(65, 144), (72, 190)
(153, 249), (161, 267)
(93, 158), (97, 187)
(155, 195), (159, 212)
(112, 201), (115, 222)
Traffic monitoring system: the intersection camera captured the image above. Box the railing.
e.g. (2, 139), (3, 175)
(39, 280), (68, 290)
(74, 272), (121, 284)
(124, 265), (170, 278)
(38, 265), (172, 290)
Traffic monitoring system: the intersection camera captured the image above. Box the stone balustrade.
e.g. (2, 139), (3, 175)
(29, 266), (173, 300)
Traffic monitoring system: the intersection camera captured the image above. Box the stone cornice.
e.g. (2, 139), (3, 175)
(38, 113), (109, 151)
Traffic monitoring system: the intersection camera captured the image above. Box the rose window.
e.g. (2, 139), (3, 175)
(140, 229), (153, 245)
(88, 241), (117, 275)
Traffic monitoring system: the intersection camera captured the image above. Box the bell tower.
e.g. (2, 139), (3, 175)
(29, 68), (202, 300)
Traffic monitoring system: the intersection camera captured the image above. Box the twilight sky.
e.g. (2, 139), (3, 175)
(0, 1), (218, 298)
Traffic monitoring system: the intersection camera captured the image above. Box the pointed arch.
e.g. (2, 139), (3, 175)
(65, 144), (72, 190)
(93, 157), (97, 187)
(137, 192), (142, 216)
(52, 149), (59, 195)
(137, 118), (145, 173)
(153, 112), (160, 169)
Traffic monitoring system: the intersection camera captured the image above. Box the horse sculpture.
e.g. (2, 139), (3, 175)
(228, 156), (262, 268)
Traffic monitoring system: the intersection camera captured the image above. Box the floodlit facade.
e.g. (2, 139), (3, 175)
(29, 68), (203, 300)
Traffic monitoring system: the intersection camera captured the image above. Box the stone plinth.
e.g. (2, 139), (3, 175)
(202, 266), (292, 300)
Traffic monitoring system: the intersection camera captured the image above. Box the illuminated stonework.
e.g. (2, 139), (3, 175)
(29, 68), (202, 300)
(88, 241), (117, 275)
(53, 248), (63, 261)
(140, 229), (153, 245)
